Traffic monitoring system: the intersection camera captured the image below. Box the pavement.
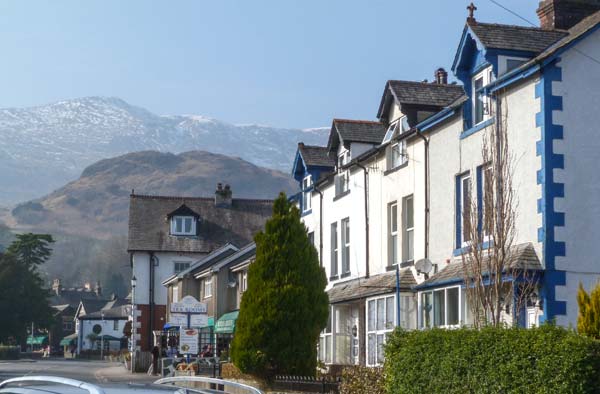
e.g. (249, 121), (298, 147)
(0, 358), (157, 385)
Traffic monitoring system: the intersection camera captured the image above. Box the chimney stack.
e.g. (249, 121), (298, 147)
(52, 278), (62, 296)
(435, 68), (448, 84)
(215, 183), (233, 207)
(537, 0), (600, 30)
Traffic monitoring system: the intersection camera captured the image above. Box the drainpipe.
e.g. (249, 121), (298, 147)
(355, 163), (370, 279)
(416, 132), (430, 260)
(313, 185), (324, 268)
(148, 252), (157, 350)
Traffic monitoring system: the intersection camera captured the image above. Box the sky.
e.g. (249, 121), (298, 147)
(0, 0), (539, 129)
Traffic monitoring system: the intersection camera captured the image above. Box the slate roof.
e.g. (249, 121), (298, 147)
(416, 243), (543, 289)
(298, 144), (335, 168)
(327, 270), (416, 304)
(327, 119), (387, 151)
(377, 81), (466, 119)
(127, 194), (272, 253)
(80, 305), (130, 320)
(469, 22), (568, 54)
(49, 289), (107, 309)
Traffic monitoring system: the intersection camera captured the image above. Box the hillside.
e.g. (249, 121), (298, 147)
(5, 150), (296, 239)
(0, 96), (327, 204)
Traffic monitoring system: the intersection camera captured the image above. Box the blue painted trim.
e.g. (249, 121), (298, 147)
(417, 107), (457, 131)
(488, 64), (540, 94)
(415, 277), (464, 291)
(300, 209), (313, 217)
(452, 240), (492, 257)
(536, 60), (567, 323)
(455, 175), (462, 249)
(476, 165), (483, 235)
(460, 118), (494, 140)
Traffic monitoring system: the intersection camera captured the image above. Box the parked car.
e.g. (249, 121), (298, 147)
(0, 376), (263, 394)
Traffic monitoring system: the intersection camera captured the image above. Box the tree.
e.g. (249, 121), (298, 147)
(0, 234), (55, 345)
(577, 282), (600, 339)
(231, 193), (328, 378)
(460, 100), (539, 327)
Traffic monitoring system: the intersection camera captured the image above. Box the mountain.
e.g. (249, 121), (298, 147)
(3, 150), (297, 239)
(0, 96), (327, 205)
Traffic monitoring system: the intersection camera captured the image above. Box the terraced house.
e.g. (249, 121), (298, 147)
(292, 0), (600, 368)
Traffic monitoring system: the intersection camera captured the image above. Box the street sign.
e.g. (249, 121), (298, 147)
(170, 296), (207, 314)
(179, 328), (199, 355)
(169, 313), (208, 328)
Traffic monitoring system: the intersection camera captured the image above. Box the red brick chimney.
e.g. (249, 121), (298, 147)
(537, 0), (600, 30)
(435, 68), (448, 84)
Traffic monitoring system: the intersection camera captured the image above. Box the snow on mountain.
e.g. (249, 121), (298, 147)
(0, 97), (328, 204)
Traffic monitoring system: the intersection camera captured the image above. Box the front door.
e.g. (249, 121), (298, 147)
(351, 307), (359, 365)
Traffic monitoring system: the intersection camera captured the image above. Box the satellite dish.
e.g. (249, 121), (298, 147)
(415, 258), (433, 274)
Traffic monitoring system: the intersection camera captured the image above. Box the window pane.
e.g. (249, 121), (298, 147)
(325, 335), (332, 363)
(368, 334), (376, 365)
(406, 197), (414, 228)
(421, 292), (432, 328)
(407, 230), (414, 261)
(434, 290), (445, 327)
(326, 308), (332, 333)
(386, 297), (395, 329)
(462, 177), (471, 242)
(330, 223), (338, 276)
(175, 218), (182, 233)
(391, 204), (398, 232)
(392, 234), (398, 265)
(447, 288), (459, 326)
(377, 334), (385, 364)
(319, 337), (325, 361)
(474, 77), (484, 123)
(368, 300), (375, 331)
(377, 299), (385, 331)
(184, 218), (192, 233)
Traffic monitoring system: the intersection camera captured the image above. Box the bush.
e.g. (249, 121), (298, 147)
(384, 325), (600, 394)
(339, 366), (385, 394)
(0, 345), (20, 360)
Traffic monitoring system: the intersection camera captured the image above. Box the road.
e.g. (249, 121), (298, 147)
(0, 358), (156, 385)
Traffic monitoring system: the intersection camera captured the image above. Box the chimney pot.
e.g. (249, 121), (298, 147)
(215, 182), (233, 207)
(435, 68), (448, 84)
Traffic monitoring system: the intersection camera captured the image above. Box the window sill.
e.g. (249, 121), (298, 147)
(301, 209), (313, 217)
(329, 275), (339, 281)
(333, 190), (350, 201)
(453, 240), (492, 256)
(383, 161), (408, 176)
(340, 272), (351, 279)
(460, 118), (494, 140)
(170, 234), (198, 238)
(400, 260), (414, 268)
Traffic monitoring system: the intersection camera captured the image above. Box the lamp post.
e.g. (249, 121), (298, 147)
(100, 311), (105, 361)
(131, 276), (137, 373)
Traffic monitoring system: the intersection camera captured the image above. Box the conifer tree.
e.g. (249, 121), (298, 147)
(577, 282), (600, 339)
(231, 192), (328, 378)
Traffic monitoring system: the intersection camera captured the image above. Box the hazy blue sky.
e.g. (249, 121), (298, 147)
(0, 1), (538, 128)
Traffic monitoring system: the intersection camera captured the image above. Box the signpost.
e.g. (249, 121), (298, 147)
(169, 296), (207, 362)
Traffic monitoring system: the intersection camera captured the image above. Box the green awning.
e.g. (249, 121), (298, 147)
(215, 311), (239, 334)
(26, 336), (47, 345)
(60, 333), (78, 346)
(202, 317), (214, 328)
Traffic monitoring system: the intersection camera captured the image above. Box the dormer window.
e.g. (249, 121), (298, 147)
(472, 68), (493, 125)
(171, 216), (196, 236)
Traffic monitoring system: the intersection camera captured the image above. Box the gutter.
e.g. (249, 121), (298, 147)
(355, 163), (370, 279)
(313, 185), (324, 268)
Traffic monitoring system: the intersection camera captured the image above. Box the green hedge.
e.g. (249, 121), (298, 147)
(339, 366), (385, 394)
(0, 346), (19, 360)
(384, 325), (600, 394)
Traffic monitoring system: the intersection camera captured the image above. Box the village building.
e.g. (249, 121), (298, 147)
(127, 185), (272, 352)
(74, 296), (129, 355)
(292, 0), (600, 368)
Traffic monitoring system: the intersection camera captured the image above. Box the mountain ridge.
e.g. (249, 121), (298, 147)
(0, 96), (327, 204)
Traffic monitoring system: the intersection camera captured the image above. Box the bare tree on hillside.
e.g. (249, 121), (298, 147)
(460, 100), (539, 328)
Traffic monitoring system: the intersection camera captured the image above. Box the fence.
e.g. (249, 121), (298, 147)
(271, 375), (340, 394)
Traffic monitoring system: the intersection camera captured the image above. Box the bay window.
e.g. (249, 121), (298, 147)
(420, 286), (461, 328)
(319, 307), (333, 364)
(367, 295), (395, 366)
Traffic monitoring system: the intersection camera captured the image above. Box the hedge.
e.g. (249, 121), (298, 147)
(0, 346), (19, 360)
(384, 325), (600, 394)
(339, 366), (385, 394)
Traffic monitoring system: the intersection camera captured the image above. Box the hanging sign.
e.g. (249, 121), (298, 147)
(179, 328), (199, 355)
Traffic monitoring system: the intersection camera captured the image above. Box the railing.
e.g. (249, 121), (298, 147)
(272, 375), (340, 394)
(155, 376), (263, 394)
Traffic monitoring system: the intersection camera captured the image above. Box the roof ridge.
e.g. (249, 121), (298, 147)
(130, 193), (274, 203)
(388, 80), (464, 88)
(473, 21), (567, 33)
(300, 144), (328, 149)
(333, 118), (382, 125)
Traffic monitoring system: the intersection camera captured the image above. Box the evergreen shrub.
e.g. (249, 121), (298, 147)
(385, 325), (600, 394)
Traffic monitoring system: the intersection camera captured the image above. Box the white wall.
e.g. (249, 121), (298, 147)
(79, 319), (127, 351)
(553, 28), (600, 327)
(132, 251), (204, 306)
